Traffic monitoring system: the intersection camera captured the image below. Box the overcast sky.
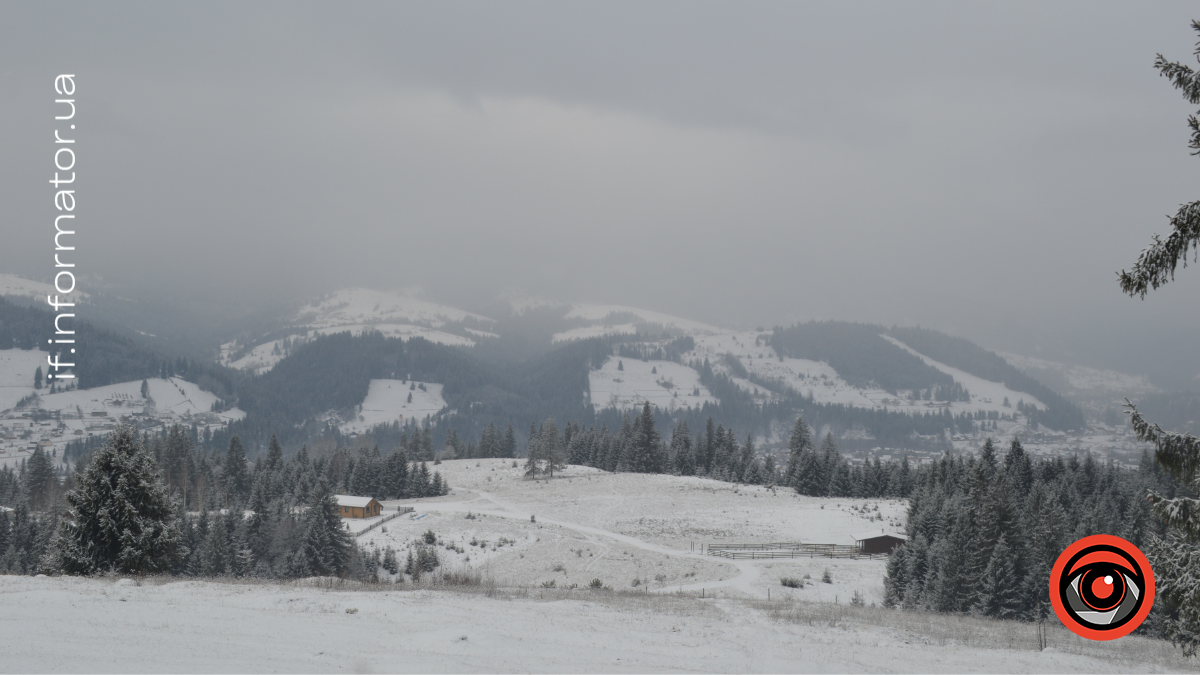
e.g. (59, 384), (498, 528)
(2, 2), (1198, 385)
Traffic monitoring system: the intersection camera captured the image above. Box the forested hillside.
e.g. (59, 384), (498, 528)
(771, 322), (964, 396)
(225, 332), (607, 451)
(886, 326), (1086, 430)
(0, 298), (238, 396)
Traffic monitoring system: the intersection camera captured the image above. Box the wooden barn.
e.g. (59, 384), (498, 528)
(852, 530), (907, 555)
(334, 495), (382, 519)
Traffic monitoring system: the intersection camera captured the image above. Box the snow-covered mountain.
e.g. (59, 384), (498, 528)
(220, 288), (498, 375)
(0, 272), (88, 304)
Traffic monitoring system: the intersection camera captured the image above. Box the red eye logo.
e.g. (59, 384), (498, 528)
(1049, 534), (1155, 640)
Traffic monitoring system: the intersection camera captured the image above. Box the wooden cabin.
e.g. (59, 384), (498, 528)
(334, 495), (382, 518)
(852, 530), (907, 555)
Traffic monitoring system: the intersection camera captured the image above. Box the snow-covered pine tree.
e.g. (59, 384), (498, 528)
(1117, 21), (1200, 656)
(55, 424), (180, 575)
(24, 447), (57, 512)
(629, 403), (662, 474)
(541, 419), (565, 478)
(971, 535), (1022, 620)
(502, 423), (517, 458)
(223, 435), (249, 505)
(524, 422), (542, 479)
(382, 546), (399, 575)
(783, 414), (813, 490)
(670, 420), (694, 476)
(302, 479), (353, 577)
(265, 434), (284, 472)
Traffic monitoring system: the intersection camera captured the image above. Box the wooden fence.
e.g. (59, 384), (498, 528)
(354, 507), (414, 538)
(705, 542), (887, 560)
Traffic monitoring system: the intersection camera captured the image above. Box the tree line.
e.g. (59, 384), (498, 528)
(0, 424), (449, 579)
(883, 438), (1174, 623)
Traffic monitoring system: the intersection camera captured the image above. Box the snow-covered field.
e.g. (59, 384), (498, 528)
(881, 335), (1046, 412)
(2, 574), (1193, 674)
(4, 461), (1192, 672)
(0, 348), (46, 411)
(356, 460), (905, 600)
(588, 357), (718, 411)
(0, 272), (88, 303)
(681, 332), (1046, 418)
(335, 379), (447, 434)
(0, 374), (244, 468)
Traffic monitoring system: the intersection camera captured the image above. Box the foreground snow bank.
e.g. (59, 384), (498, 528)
(0, 576), (1191, 673)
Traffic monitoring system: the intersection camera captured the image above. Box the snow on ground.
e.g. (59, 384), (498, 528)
(588, 356), (717, 411)
(335, 379), (446, 434)
(0, 377), (244, 468)
(221, 288), (486, 374)
(4, 575), (1192, 674)
(2, 466), (1188, 672)
(682, 332), (1048, 419)
(35, 377), (244, 421)
(881, 335), (1046, 412)
(0, 349), (46, 411)
(565, 303), (722, 335)
(224, 325), (474, 375)
(999, 352), (1160, 402)
(362, 460), (906, 601)
(0, 272), (88, 302)
(686, 332), (904, 409)
(553, 323), (638, 344)
(299, 288), (493, 330)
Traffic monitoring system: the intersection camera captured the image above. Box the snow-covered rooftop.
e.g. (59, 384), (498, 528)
(851, 529), (907, 542)
(335, 495), (377, 508)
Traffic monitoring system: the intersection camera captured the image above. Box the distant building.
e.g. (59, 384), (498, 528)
(852, 530), (907, 555)
(334, 495), (382, 519)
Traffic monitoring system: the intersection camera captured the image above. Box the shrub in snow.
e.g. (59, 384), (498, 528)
(780, 577), (802, 589)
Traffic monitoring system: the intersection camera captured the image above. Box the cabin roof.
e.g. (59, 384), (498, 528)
(851, 530), (908, 543)
(334, 495), (376, 508)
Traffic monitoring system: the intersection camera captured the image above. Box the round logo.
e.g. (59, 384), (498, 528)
(1049, 534), (1154, 640)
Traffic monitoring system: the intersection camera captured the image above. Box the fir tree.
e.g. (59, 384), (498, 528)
(55, 424), (180, 575)
(502, 423), (516, 458)
(541, 419), (565, 478)
(33, 366), (43, 390)
(524, 422), (542, 479)
(1116, 24), (1200, 653)
(629, 403), (663, 473)
(301, 479), (353, 577)
(24, 447), (57, 512)
(972, 536), (1023, 620)
(671, 420), (695, 476)
(224, 435), (249, 506)
(784, 415), (813, 489)
(265, 434), (284, 472)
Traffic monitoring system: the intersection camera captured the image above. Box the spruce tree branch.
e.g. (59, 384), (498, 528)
(1117, 201), (1200, 297)
(1149, 491), (1200, 541)
(1155, 55), (1200, 104)
(1127, 400), (1200, 484)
